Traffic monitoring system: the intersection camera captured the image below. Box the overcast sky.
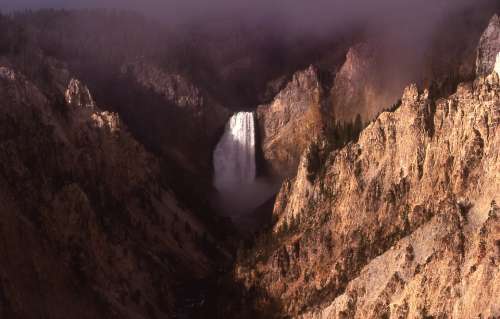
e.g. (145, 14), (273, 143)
(2, 0), (478, 28)
(3, 0), (496, 52)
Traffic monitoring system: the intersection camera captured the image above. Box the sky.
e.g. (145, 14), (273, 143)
(2, 0), (495, 63)
(3, 0), (494, 63)
(2, 0), (478, 30)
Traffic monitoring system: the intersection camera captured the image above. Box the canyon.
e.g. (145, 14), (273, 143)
(0, 3), (499, 319)
(235, 14), (500, 318)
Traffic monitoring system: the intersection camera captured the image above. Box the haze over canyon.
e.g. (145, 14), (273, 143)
(0, 0), (499, 318)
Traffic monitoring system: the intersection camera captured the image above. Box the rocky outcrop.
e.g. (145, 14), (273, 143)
(122, 61), (204, 108)
(330, 7), (499, 125)
(235, 57), (500, 318)
(0, 66), (16, 81)
(120, 61), (230, 177)
(329, 43), (403, 123)
(65, 78), (96, 108)
(301, 199), (500, 319)
(255, 12), (497, 181)
(476, 14), (500, 76)
(256, 66), (329, 177)
(0, 64), (226, 319)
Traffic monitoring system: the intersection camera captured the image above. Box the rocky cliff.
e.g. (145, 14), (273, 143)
(109, 60), (231, 184)
(1, 6), (500, 319)
(330, 8), (498, 125)
(477, 14), (500, 76)
(255, 9), (497, 180)
(329, 42), (403, 123)
(0, 62), (227, 319)
(256, 66), (331, 178)
(235, 22), (500, 318)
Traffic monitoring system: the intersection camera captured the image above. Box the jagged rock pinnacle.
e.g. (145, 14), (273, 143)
(476, 14), (500, 76)
(64, 78), (96, 108)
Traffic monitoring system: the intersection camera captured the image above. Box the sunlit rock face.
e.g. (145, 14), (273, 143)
(214, 112), (256, 192)
(256, 66), (327, 178)
(234, 15), (500, 318)
(476, 14), (500, 76)
(237, 65), (500, 319)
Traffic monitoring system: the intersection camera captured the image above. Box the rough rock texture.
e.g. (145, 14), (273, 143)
(256, 35), (475, 180)
(331, 7), (499, 125)
(477, 14), (500, 76)
(329, 43), (403, 123)
(256, 66), (330, 177)
(256, 32), (484, 179)
(120, 61), (230, 177)
(235, 60), (500, 317)
(122, 61), (203, 108)
(0, 64), (225, 319)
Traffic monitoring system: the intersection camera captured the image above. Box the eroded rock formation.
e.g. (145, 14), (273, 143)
(256, 66), (330, 177)
(329, 42), (403, 123)
(235, 20), (500, 317)
(119, 61), (230, 177)
(0, 63), (226, 319)
(1, 6), (499, 319)
(477, 14), (500, 76)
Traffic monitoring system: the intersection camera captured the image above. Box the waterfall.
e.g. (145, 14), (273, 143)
(214, 112), (256, 192)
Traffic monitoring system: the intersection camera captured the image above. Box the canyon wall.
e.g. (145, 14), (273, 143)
(0, 61), (227, 319)
(256, 66), (330, 178)
(235, 17), (500, 318)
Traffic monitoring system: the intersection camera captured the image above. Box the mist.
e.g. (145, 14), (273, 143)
(4, 0), (494, 78)
(4, 0), (494, 72)
(2, 0), (485, 31)
(3, 0), (498, 227)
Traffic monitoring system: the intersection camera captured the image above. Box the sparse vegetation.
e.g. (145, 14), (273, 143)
(329, 113), (365, 149)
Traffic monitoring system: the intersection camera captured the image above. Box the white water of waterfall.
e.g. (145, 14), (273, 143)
(213, 112), (256, 192)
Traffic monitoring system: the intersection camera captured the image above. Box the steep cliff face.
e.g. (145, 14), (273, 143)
(256, 66), (329, 177)
(118, 61), (230, 177)
(235, 37), (500, 318)
(256, 10), (497, 181)
(122, 61), (204, 108)
(331, 7), (499, 125)
(329, 43), (403, 123)
(477, 14), (500, 76)
(0, 63), (226, 319)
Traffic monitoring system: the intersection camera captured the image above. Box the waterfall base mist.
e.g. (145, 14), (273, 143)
(213, 112), (256, 191)
(212, 111), (280, 229)
(210, 177), (281, 230)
